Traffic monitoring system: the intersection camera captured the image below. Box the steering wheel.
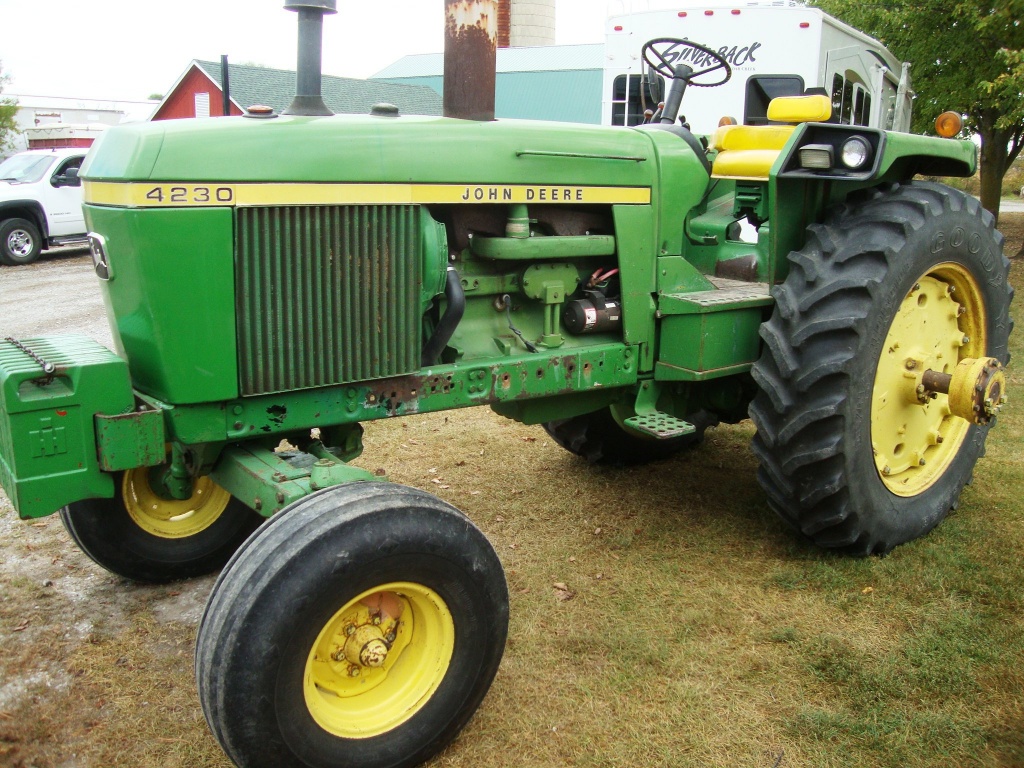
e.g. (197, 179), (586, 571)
(641, 38), (732, 88)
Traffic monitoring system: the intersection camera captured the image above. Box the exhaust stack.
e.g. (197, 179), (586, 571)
(444, 0), (498, 121)
(284, 1), (337, 116)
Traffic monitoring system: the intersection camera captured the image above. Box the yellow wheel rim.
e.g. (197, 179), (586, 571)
(871, 263), (987, 496)
(123, 468), (231, 539)
(304, 582), (455, 739)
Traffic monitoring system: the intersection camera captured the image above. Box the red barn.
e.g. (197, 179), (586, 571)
(152, 60), (442, 120)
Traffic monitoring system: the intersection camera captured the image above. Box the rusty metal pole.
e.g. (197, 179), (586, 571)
(444, 0), (498, 121)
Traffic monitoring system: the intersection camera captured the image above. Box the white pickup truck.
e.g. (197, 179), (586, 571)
(0, 147), (89, 265)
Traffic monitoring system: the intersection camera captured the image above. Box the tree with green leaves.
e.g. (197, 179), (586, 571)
(0, 61), (19, 156)
(814, 0), (1024, 225)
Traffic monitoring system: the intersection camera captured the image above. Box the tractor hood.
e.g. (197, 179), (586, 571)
(80, 114), (662, 191)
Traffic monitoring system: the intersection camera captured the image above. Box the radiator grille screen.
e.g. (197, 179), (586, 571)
(235, 205), (422, 396)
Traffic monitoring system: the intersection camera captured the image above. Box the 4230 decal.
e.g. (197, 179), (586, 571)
(144, 186), (236, 204)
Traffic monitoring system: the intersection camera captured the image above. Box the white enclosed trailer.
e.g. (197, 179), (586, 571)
(601, 0), (913, 136)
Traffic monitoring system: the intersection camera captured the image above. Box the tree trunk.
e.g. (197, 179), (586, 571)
(978, 126), (1009, 228)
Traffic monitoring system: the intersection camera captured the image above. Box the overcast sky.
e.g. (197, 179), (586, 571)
(0, 0), (641, 103)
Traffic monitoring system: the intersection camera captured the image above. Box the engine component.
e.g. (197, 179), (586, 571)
(563, 291), (622, 335)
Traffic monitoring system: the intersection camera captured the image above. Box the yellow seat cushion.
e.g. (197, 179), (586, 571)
(766, 94), (832, 123)
(710, 124), (795, 151)
(709, 95), (830, 180)
(711, 149), (786, 180)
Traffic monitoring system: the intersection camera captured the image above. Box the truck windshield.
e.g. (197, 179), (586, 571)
(0, 154), (55, 183)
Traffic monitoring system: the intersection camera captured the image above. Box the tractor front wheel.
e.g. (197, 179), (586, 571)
(60, 467), (261, 582)
(749, 182), (1013, 554)
(195, 482), (508, 768)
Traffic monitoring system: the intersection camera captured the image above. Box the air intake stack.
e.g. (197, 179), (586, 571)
(283, 0), (337, 116)
(444, 0), (498, 121)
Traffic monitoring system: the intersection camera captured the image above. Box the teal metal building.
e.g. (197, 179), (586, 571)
(371, 43), (604, 124)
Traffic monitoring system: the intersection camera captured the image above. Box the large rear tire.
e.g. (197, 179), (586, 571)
(196, 482), (508, 768)
(749, 182), (1012, 554)
(60, 467), (261, 582)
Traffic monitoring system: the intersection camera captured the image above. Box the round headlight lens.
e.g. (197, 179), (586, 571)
(840, 136), (871, 169)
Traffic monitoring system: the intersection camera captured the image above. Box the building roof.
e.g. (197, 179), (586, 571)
(371, 43), (605, 79)
(192, 60), (443, 116)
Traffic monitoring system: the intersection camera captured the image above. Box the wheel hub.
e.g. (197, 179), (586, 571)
(871, 267), (1002, 497)
(304, 582), (454, 739)
(8, 229), (32, 257)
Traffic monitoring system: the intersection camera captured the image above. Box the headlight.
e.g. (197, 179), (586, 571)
(799, 144), (834, 170)
(840, 136), (872, 169)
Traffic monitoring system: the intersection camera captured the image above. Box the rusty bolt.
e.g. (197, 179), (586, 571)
(936, 435), (944, 444)
(254, 498), (263, 512)
(371, 614), (382, 626)
(962, 336), (970, 345)
(948, 285), (956, 294)
(348, 665), (361, 677)
(345, 625), (356, 636)
(958, 306), (967, 316)
(905, 360), (918, 370)
(912, 283), (921, 292)
(276, 491), (285, 504)
(919, 458), (927, 466)
(882, 466), (892, 475)
(385, 631), (397, 644)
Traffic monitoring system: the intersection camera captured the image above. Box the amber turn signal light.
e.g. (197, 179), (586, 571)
(935, 111), (963, 138)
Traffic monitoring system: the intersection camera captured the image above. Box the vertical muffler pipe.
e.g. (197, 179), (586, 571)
(220, 55), (231, 116)
(284, 1), (337, 116)
(444, 0), (498, 121)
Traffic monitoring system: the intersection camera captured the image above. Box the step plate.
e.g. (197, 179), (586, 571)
(623, 413), (696, 439)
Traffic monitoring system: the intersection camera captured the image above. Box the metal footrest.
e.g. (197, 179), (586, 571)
(623, 413), (696, 439)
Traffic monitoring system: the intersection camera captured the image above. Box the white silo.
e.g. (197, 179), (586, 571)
(509, 0), (556, 47)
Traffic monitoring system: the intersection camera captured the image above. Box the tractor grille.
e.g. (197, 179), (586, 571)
(235, 205), (422, 396)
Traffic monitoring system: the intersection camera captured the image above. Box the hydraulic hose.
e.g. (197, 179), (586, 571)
(421, 265), (466, 366)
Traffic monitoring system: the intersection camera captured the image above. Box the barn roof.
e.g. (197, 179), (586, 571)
(191, 60), (443, 116)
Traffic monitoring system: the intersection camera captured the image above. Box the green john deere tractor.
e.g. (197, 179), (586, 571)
(0, 3), (1012, 767)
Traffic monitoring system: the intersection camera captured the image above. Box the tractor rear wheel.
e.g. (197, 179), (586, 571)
(60, 467), (261, 582)
(544, 406), (717, 465)
(749, 182), (1012, 554)
(195, 482), (508, 768)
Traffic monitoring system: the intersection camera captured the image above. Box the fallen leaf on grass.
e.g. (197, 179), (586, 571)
(495, 515), (506, 522)
(522, 436), (537, 443)
(553, 583), (575, 602)
(373, 468), (387, 477)
(862, 586), (875, 595)
(13, 619), (29, 632)
(30, 522), (48, 528)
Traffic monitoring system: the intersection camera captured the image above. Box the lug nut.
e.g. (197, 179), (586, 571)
(962, 336), (970, 344)
(882, 466), (892, 475)
(349, 665), (361, 677)
(919, 458), (927, 466)
(345, 625), (356, 636)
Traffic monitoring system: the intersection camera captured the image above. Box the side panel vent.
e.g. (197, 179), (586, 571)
(236, 205), (422, 396)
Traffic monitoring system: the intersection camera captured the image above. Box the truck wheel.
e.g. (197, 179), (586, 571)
(60, 467), (262, 582)
(544, 406), (717, 465)
(195, 482), (508, 768)
(749, 182), (1013, 554)
(0, 218), (42, 265)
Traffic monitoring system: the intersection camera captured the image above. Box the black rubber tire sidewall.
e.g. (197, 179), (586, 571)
(60, 473), (262, 583)
(0, 218), (42, 266)
(196, 483), (509, 768)
(749, 182), (1013, 554)
(837, 204), (1009, 547)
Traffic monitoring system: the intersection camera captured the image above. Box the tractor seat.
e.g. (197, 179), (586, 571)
(710, 95), (832, 181)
